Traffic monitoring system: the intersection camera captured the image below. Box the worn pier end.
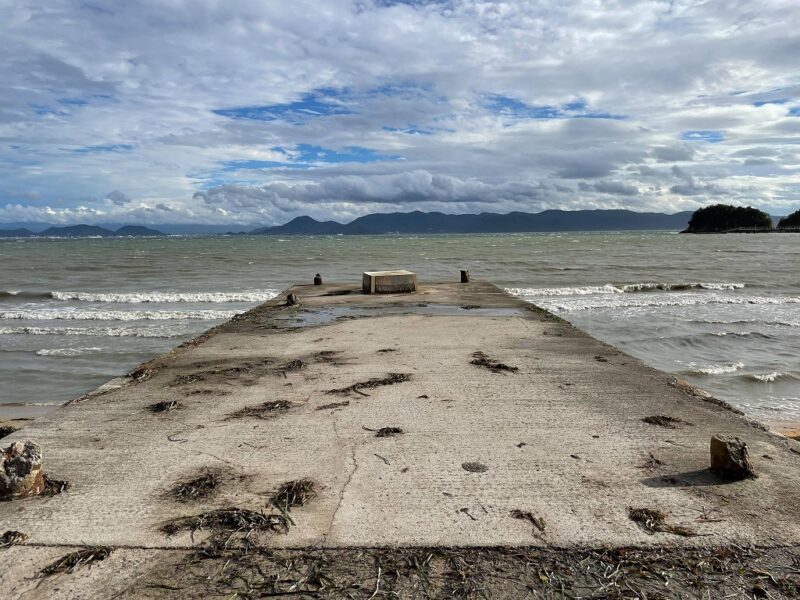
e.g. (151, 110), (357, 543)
(2, 281), (800, 598)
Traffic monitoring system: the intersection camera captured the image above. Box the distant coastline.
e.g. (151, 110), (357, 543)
(0, 208), (694, 238)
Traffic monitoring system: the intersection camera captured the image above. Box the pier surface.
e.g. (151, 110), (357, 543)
(2, 281), (800, 598)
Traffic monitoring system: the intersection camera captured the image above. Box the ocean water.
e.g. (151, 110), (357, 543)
(1, 232), (798, 426)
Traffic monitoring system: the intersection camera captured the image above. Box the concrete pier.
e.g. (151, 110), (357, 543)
(2, 281), (800, 598)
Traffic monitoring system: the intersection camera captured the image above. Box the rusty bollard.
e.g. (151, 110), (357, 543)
(460, 270), (470, 283)
(314, 274), (322, 285)
(0, 441), (45, 500)
(710, 435), (757, 480)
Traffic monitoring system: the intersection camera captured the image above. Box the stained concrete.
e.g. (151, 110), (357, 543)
(2, 281), (800, 597)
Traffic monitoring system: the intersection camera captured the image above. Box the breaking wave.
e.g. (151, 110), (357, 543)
(0, 326), (177, 338)
(49, 290), (278, 303)
(686, 361), (745, 376)
(0, 308), (241, 321)
(743, 372), (799, 383)
(507, 282), (745, 297)
(522, 294), (800, 312)
(35, 347), (103, 357)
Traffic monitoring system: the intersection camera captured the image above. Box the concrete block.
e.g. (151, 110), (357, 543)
(362, 270), (417, 294)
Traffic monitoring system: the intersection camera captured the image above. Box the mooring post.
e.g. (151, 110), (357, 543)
(314, 273), (322, 285)
(460, 270), (470, 283)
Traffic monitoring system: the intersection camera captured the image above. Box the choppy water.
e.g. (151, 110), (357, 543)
(1, 232), (798, 425)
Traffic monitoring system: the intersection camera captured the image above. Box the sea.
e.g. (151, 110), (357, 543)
(1, 232), (798, 427)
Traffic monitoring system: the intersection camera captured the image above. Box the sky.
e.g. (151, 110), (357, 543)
(1, 0), (799, 226)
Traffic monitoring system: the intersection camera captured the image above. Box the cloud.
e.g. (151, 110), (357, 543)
(1, 0), (799, 223)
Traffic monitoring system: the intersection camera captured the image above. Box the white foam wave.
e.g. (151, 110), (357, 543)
(0, 308), (240, 321)
(36, 347), (103, 357)
(50, 290), (278, 303)
(688, 361), (745, 375)
(507, 282), (745, 298)
(746, 372), (798, 383)
(524, 294), (800, 313)
(0, 326), (176, 337)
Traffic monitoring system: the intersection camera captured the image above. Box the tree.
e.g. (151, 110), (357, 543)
(682, 204), (773, 233)
(777, 209), (800, 229)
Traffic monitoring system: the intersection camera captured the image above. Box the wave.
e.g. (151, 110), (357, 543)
(507, 282), (745, 297)
(0, 326), (178, 338)
(686, 361), (745, 376)
(707, 331), (772, 339)
(35, 347), (103, 357)
(691, 319), (800, 328)
(743, 372), (799, 383)
(0, 308), (241, 321)
(525, 294), (800, 312)
(49, 290), (278, 303)
(0, 290), (51, 300)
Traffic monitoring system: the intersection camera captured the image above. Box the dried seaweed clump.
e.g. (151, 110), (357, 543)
(0, 530), (27, 548)
(173, 472), (218, 502)
(279, 359), (305, 372)
(510, 510), (546, 533)
(37, 547), (113, 577)
(326, 373), (411, 396)
(272, 479), (317, 513)
(162, 508), (289, 537)
(0, 426), (17, 440)
(375, 427), (404, 438)
(316, 400), (350, 411)
(629, 507), (696, 537)
(148, 400), (180, 413)
(642, 415), (689, 429)
(227, 400), (291, 420)
(470, 351), (518, 373)
(42, 474), (70, 496)
(462, 462), (489, 473)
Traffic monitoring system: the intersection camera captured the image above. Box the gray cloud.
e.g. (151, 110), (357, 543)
(1, 0), (799, 224)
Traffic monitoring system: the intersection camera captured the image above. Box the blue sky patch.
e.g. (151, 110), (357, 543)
(789, 107), (800, 116)
(484, 95), (624, 120)
(213, 88), (353, 123)
(277, 144), (400, 164)
(681, 130), (724, 143)
(69, 144), (133, 154)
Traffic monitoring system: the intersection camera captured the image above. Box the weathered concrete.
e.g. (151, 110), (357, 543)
(362, 269), (417, 293)
(2, 281), (800, 598)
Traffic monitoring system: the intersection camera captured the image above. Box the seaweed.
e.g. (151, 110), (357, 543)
(510, 509), (546, 533)
(278, 359), (305, 372)
(272, 479), (317, 513)
(629, 507), (697, 537)
(37, 547), (112, 577)
(326, 373), (411, 396)
(642, 415), (690, 429)
(374, 427), (403, 437)
(461, 462), (489, 473)
(172, 472), (218, 502)
(41, 474), (70, 496)
(316, 400), (350, 411)
(0, 426), (17, 440)
(148, 400), (180, 413)
(377, 348), (398, 353)
(0, 530), (27, 548)
(227, 400), (291, 420)
(163, 508), (289, 538)
(470, 351), (518, 373)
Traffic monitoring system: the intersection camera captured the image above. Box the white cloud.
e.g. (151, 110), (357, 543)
(0, 0), (799, 224)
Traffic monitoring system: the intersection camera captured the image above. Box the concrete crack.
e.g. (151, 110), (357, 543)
(321, 412), (359, 546)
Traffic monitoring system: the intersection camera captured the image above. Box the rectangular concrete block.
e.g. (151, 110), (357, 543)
(362, 270), (417, 294)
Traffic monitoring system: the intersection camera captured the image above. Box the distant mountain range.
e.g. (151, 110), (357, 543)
(0, 210), (696, 238)
(0, 224), (164, 238)
(250, 209), (694, 235)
